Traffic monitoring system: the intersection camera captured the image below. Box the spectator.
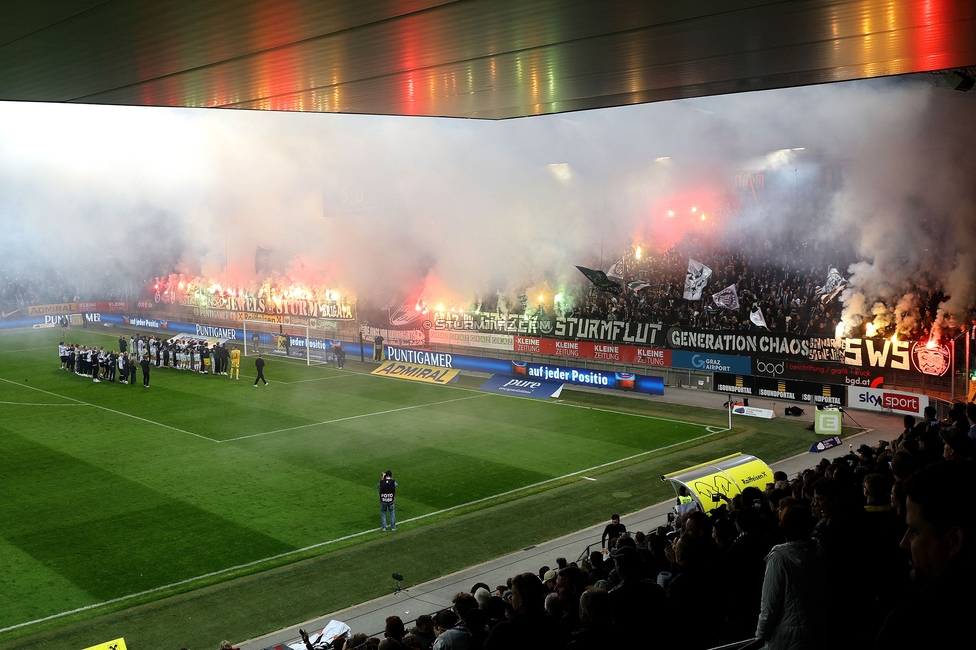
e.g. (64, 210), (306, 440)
(607, 546), (666, 646)
(876, 462), (976, 648)
(385, 616), (406, 645)
(756, 503), (829, 649)
(483, 573), (560, 650)
(554, 566), (587, 636)
(565, 587), (618, 649)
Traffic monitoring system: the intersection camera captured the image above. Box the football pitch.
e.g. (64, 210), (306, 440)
(0, 327), (732, 637)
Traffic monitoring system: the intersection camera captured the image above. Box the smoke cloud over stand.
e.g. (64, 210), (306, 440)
(0, 77), (973, 330)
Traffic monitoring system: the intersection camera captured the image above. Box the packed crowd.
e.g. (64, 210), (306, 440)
(541, 231), (961, 342)
(278, 404), (975, 650)
(58, 334), (240, 387)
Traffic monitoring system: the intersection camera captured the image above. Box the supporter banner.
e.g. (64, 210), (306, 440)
(371, 360), (460, 384)
(136, 299), (153, 309)
(428, 329), (514, 350)
(667, 326), (809, 359)
(840, 337), (951, 377)
(431, 311), (664, 345)
(155, 291), (355, 320)
(752, 357), (883, 387)
(362, 324), (427, 347)
(671, 350), (751, 375)
(478, 375), (564, 399)
(847, 386), (929, 418)
(511, 361), (664, 394)
(713, 373), (846, 406)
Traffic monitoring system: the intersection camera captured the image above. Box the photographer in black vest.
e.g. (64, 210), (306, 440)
(378, 470), (398, 532)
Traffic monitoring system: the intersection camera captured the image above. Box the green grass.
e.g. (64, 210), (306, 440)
(0, 326), (861, 649)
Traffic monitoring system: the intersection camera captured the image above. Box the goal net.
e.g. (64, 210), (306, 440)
(242, 320), (338, 366)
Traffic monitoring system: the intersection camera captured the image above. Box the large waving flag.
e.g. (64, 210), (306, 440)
(576, 266), (623, 294)
(627, 280), (651, 295)
(817, 267), (848, 304)
(712, 284), (740, 310)
(683, 259), (712, 300)
(606, 256), (626, 280)
(750, 303), (768, 329)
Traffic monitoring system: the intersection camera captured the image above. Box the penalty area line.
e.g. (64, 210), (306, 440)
(0, 422), (727, 635)
(0, 378), (218, 443)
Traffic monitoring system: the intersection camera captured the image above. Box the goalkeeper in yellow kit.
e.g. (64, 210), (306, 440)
(230, 347), (241, 379)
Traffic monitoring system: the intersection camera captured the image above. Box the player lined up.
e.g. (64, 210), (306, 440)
(57, 334), (243, 386)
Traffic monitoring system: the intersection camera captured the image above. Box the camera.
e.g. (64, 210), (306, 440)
(711, 493), (721, 503)
(667, 512), (675, 523)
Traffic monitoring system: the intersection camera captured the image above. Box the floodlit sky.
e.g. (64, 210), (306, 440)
(1, 77), (974, 324)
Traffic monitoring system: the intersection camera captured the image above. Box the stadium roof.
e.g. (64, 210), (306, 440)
(1, 1), (974, 119)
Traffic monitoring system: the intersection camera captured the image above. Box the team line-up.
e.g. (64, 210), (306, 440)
(57, 334), (243, 387)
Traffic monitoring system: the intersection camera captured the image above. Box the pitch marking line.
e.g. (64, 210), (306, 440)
(0, 346), (52, 354)
(0, 378), (218, 443)
(0, 401), (87, 406)
(219, 394), (489, 442)
(0, 423), (726, 635)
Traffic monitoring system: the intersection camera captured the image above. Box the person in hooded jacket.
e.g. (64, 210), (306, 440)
(756, 502), (829, 649)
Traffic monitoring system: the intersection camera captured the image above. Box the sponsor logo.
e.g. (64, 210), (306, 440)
(1, 308), (21, 318)
(123, 316), (168, 329)
(755, 360), (785, 376)
(27, 303), (76, 316)
(385, 347), (453, 368)
(195, 324), (237, 339)
(371, 360), (460, 384)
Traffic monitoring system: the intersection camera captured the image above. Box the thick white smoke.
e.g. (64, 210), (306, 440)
(0, 77), (973, 328)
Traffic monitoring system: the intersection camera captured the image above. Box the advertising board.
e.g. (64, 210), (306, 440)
(847, 387), (929, 417)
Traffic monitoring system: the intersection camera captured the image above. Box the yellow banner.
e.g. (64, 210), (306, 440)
(83, 639), (127, 650)
(372, 360), (460, 385)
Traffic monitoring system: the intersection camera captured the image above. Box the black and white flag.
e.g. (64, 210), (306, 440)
(606, 256), (626, 280)
(750, 303), (768, 329)
(683, 259), (712, 300)
(817, 267), (848, 304)
(712, 284), (740, 310)
(576, 266), (623, 294)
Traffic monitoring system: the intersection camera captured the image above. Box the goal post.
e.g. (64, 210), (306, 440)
(241, 320), (339, 366)
(243, 320), (310, 365)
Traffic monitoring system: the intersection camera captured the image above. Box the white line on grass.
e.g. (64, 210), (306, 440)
(0, 346), (52, 354)
(0, 401), (87, 406)
(0, 378), (218, 443)
(219, 394), (489, 442)
(0, 423), (726, 635)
